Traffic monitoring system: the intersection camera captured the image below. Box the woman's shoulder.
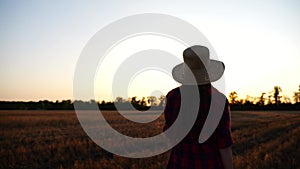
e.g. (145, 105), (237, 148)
(166, 87), (181, 98)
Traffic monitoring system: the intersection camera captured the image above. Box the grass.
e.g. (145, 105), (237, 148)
(0, 110), (300, 169)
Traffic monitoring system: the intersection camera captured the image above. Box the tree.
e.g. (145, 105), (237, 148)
(293, 85), (300, 103)
(244, 95), (254, 105)
(229, 91), (238, 104)
(115, 97), (125, 103)
(258, 92), (266, 106)
(130, 96), (138, 104)
(267, 91), (273, 105)
(90, 99), (96, 104)
(61, 100), (72, 110)
(282, 95), (291, 104)
(140, 97), (147, 107)
(273, 86), (282, 105)
(158, 95), (166, 107)
(147, 96), (158, 106)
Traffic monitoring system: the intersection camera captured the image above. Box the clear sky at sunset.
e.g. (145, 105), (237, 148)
(1, 0), (300, 102)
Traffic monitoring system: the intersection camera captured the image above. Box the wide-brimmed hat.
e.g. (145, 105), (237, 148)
(172, 45), (225, 85)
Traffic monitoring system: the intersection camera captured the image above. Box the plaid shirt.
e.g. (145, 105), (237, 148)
(163, 84), (234, 169)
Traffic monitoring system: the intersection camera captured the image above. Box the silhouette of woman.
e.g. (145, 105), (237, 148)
(163, 45), (234, 169)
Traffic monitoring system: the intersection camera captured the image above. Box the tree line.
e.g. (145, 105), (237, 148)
(0, 85), (299, 110)
(229, 85), (300, 110)
(0, 96), (165, 110)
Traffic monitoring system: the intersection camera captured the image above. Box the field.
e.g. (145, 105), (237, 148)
(0, 110), (300, 169)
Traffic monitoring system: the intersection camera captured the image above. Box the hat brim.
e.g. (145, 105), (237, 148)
(172, 60), (225, 85)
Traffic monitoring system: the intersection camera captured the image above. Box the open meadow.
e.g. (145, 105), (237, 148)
(0, 110), (300, 169)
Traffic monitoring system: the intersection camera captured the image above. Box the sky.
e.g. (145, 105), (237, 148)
(0, 0), (300, 102)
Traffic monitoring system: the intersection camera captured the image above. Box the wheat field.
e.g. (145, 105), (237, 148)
(0, 110), (299, 169)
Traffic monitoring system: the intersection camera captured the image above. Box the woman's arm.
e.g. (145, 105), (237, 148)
(219, 146), (233, 169)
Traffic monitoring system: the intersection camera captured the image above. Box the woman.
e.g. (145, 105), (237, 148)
(163, 45), (234, 169)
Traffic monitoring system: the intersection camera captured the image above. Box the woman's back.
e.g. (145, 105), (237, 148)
(163, 84), (234, 169)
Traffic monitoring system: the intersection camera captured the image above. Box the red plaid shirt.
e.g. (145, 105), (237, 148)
(163, 84), (234, 169)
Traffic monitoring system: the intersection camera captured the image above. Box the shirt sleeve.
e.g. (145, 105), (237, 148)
(216, 99), (234, 149)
